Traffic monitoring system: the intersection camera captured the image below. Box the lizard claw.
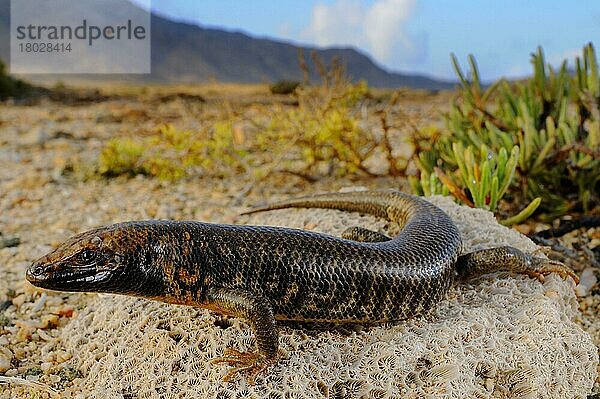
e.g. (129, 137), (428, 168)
(211, 348), (268, 385)
(528, 257), (579, 285)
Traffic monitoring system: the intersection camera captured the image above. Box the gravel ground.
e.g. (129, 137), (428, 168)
(0, 93), (597, 398)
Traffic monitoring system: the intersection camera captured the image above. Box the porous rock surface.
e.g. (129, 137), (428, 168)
(56, 195), (598, 398)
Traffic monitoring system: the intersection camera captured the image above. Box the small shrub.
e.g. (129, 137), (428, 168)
(97, 124), (250, 180)
(99, 138), (146, 177)
(0, 60), (33, 100)
(257, 57), (406, 179)
(269, 80), (300, 95)
(259, 81), (376, 178)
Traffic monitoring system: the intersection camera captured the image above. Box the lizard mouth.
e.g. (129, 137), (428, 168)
(26, 261), (110, 290)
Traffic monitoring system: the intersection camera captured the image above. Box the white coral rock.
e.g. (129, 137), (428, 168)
(60, 195), (598, 398)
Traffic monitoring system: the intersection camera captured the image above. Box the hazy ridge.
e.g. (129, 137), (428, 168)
(0, 0), (454, 89)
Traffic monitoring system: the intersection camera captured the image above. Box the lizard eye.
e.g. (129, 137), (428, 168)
(78, 249), (97, 263)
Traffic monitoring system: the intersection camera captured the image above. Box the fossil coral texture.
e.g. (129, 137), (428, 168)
(61, 196), (598, 398)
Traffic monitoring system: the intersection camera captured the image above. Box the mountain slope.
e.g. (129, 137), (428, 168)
(0, 0), (454, 89)
(148, 14), (452, 89)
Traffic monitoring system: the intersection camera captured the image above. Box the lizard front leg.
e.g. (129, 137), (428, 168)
(207, 288), (279, 384)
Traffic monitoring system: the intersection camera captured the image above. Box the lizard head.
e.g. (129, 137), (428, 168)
(27, 225), (134, 293)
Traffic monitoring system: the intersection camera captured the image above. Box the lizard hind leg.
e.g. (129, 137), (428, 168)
(342, 226), (391, 243)
(456, 246), (579, 284)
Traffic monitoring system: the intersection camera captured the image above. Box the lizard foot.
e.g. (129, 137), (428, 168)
(525, 257), (579, 284)
(211, 348), (268, 385)
(457, 247), (579, 285)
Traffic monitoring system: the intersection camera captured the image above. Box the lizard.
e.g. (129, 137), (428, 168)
(25, 189), (577, 384)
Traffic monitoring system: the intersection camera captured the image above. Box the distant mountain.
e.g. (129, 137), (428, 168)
(0, 0), (454, 89)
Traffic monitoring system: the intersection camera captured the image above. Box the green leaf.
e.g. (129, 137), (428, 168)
(498, 146), (519, 198)
(478, 159), (491, 208)
(500, 197), (542, 226)
(489, 176), (500, 211)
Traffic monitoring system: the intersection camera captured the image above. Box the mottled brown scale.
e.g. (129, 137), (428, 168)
(25, 190), (577, 384)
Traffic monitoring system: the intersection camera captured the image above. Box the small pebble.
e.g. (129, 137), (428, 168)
(41, 362), (53, 373)
(16, 324), (34, 341)
(0, 345), (13, 357)
(13, 348), (26, 360)
(57, 307), (74, 318)
(37, 329), (53, 341)
(40, 314), (60, 330)
(32, 292), (47, 312)
(5, 368), (18, 377)
(513, 224), (532, 235)
(579, 296), (595, 312)
(56, 351), (72, 363)
(0, 351), (12, 373)
(0, 236), (20, 249)
(11, 294), (27, 308)
(575, 268), (598, 297)
(43, 353), (56, 363)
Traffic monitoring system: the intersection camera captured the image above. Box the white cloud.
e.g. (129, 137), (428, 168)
(304, 0), (364, 47)
(364, 0), (415, 60)
(302, 0), (422, 66)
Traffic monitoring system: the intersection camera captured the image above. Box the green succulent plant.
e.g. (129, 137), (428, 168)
(412, 43), (599, 223)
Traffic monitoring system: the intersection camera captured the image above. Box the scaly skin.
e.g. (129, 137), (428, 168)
(25, 190), (577, 384)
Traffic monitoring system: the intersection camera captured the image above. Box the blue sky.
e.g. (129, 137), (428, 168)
(132, 0), (600, 82)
